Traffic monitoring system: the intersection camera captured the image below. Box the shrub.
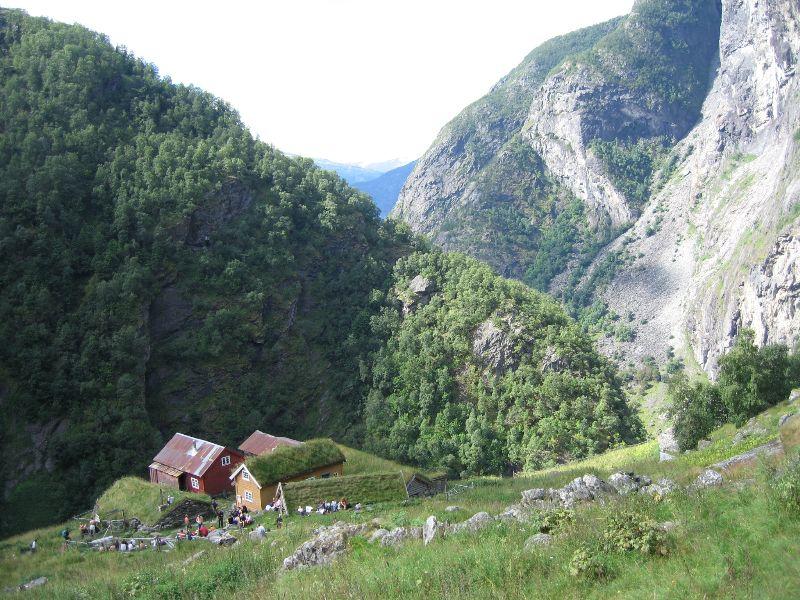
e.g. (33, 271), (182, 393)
(718, 331), (793, 426)
(568, 546), (609, 580)
(769, 452), (800, 516)
(602, 510), (671, 556)
(534, 508), (575, 534)
(667, 374), (726, 452)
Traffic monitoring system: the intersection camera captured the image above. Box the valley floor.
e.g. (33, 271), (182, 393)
(2, 403), (799, 599)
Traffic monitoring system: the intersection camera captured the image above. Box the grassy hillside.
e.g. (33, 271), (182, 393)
(94, 478), (211, 526)
(2, 399), (797, 598)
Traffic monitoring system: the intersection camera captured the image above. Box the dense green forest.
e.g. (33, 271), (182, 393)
(0, 8), (418, 536)
(0, 9), (642, 537)
(364, 252), (643, 475)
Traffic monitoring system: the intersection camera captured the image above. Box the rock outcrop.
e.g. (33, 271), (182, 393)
(283, 522), (370, 570)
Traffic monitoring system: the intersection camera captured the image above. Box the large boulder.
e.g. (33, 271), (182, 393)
(524, 533), (553, 551)
(608, 472), (652, 495)
(693, 469), (724, 489)
(283, 522), (368, 570)
(450, 512), (494, 534)
(368, 529), (389, 544)
(381, 527), (413, 547)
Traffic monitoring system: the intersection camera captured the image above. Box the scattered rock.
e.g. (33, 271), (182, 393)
(640, 478), (679, 497)
(19, 577), (47, 591)
(283, 522), (369, 570)
(711, 439), (783, 472)
(607, 472), (651, 495)
(779, 413), (794, 427)
(496, 504), (531, 522)
(368, 529), (389, 544)
(658, 521), (678, 533)
(445, 505), (462, 512)
(381, 527), (413, 547)
(524, 533), (553, 550)
(521, 488), (547, 503)
(790, 389), (799, 404)
(732, 418), (768, 445)
(658, 427), (680, 461)
(450, 512), (494, 534)
(693, 469), (724, 489)
(697, 439), (712, 450)
(520, 474), (618, 509)
(423, 515), (440, 546)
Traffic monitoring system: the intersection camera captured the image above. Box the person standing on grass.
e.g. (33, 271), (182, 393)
(183, 514), (189, 532)
(217, 510), (224, 528)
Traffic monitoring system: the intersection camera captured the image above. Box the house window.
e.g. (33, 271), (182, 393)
(242, 470), (250, 481)
(244, 490), (254, 503)
(190, 477), (200, 489)
(221, 455), (231, 466)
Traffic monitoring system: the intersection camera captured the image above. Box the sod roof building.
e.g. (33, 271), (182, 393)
(229, 438), (345, 510)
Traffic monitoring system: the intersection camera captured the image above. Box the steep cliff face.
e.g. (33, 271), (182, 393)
(594, 0), (800, 373)
(391, 17), (623, 247)
(393, 0), (800, 374)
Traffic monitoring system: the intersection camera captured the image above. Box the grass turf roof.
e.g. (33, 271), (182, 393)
(245, 438), (345, 486)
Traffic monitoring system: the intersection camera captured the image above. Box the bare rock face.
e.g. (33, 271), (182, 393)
(401, 275), (437, 316)
(472, 319), (518, 376)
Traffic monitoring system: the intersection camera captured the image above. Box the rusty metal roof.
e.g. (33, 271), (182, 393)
(149, 461), (183, 478)
(152, 433), (232, 477)
(238, 430), (302, 456)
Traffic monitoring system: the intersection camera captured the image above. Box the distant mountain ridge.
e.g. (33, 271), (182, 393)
(353, 161), (416, 217)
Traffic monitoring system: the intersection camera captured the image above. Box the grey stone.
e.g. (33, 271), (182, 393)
(659, 427), (680, 457)
(608, 472), (639, 495)
(423, 515), (440, 546)
(790, 389), (800, 404)
(445, 505), (462, 512)
(368, 529), (389, 544)
(640, 478), (679, 497)
(496, 504), (531, 522)
(659, 521), (678, 533)
(694, 469), (724, 489)
(19, 577), (47, 591)
(521, 488), (547, 503)
(711, 439), (783, 472)
(697, 439), (712, 450)
(524, 533), (553, 550)
(472, 319), (518, 375)
(450, 512), (494, 534)
(779, 413), (794, 427)
(381, 527), (412, 547)
(732, 418), (769, 445)
(283, 522), (368, 570)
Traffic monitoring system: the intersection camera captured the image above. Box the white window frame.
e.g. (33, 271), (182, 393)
(221, 455), (231, 466)
(242, 470), (250, 481)
(244, 490), (254, 503)
(190, 477), (200, 489)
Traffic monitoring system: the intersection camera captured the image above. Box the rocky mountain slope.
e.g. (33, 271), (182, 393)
(392, 0), (800, 375)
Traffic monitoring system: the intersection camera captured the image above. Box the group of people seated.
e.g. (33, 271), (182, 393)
(262, 497), (284, 512)
(296, 498), (350, 516)
(227, 504), (253, 527)
(96, 538), (147, 552)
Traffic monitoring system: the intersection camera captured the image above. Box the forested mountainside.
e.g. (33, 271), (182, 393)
(353, 160), (416, 217)
(393, 0), (799, 373)
(0, 9), (640, 537)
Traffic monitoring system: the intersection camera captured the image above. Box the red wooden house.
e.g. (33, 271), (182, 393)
(149, 433), (245, 496)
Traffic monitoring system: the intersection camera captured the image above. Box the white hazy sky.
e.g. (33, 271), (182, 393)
(8, 0), (633, 165)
